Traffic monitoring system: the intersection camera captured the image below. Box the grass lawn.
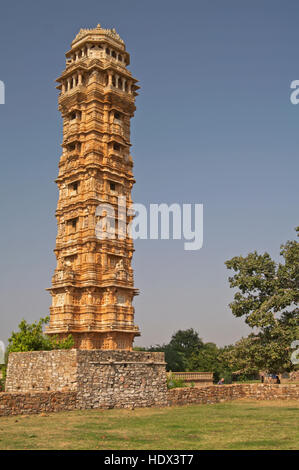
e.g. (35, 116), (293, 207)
(0, 400), (298, 450)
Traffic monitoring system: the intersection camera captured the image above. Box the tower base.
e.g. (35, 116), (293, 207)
(5, 350), (168, 409)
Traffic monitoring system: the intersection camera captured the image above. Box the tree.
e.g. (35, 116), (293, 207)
(0, 316), (74, 387)
(6, 316), (74, 353)
(187, 342), (218, 372)
(146, 329), (204, 372)
(168, 329), (204, 358)
(163, 344), (186, 372)
(147, 343), (185, 371)
(221, 336), (261, 378)
(187, 342), (235, 382)
(225, 226), (299, 373)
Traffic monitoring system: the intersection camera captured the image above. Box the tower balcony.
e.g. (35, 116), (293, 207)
(102, 158), (130, 172)
(110, 123), (126, 138)
(50, 268), (135, 289)
(101, 270), (134, 285)
(65, 50), (128, 71)
(108, 147), (127, 159)
(63, 120), (105, 139)
(58, 191), (84, 207)
(64, 152), (80, 163)
(49, 304), (135, 315)
(80, 122), (104, 134)
(59, 83), (86, 101)
(104, 83), (137, 100)
(48, 305), (136, 332)
(66, 121), (81, 135)
(46, 319), (140, 335)
(52, 270), (77, 285)
(65, 55), (89, 69)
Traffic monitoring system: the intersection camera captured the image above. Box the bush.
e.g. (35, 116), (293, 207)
(7, 317), (74, 352)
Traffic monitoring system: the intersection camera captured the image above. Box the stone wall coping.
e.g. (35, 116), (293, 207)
(89, 361), (166, 365)
(0, 390), (74, 397)
(7, 349), (164, 354)
(7, 350), (76, 356)
(174, 383), (299, 389)
(3, 383), (296, 398)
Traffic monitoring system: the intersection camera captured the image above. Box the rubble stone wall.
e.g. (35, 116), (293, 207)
(76, 350), (168, 409)
(0, 391), (77, 416)
(5, 350), (78, 392)
(3, 350), (168, 413)
(2, 350), (298, 417)
(167, 383), (299, 406)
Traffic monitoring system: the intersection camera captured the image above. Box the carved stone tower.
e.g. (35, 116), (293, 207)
(46, 24), (141, 350)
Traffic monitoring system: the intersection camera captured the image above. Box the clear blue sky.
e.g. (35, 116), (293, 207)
(0, 0), (298, 347)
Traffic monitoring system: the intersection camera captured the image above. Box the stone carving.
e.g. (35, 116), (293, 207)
(55, 293), (65, 307)
(115, 259), (124, 271)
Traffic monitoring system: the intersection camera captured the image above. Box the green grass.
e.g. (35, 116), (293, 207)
(0, 400), (298, 450)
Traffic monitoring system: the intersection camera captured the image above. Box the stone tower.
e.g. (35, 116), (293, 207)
(46, 24), (141, 350)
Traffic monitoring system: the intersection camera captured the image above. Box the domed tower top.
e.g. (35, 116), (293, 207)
(72, 24), (125, 46)
(56, 22), (139, 103)
(64, 23), (131, 68)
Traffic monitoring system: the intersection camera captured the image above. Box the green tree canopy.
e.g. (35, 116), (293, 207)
(168, 328), (204, 357)
(225, 226), (299, 373)
(187, 342), (218, 372)
(147, 343), (185, 371)
(7, 316), (74, 353)
(148, 329), (205, 372)
(0, 317), (74, 385)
